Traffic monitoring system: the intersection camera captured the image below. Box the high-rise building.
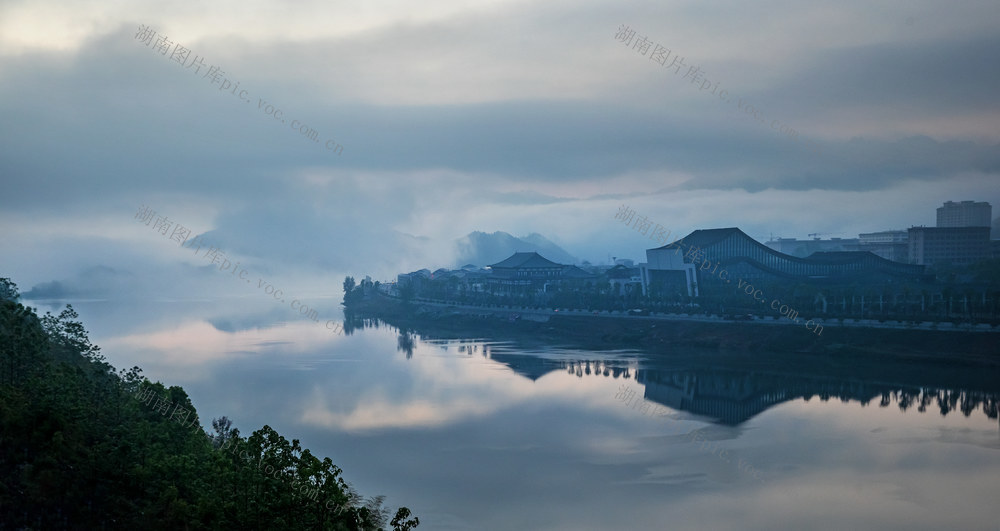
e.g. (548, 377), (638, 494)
(936, 201), (991, 228)
(907, 226), (990, 266)
(857, 230), (908, 262)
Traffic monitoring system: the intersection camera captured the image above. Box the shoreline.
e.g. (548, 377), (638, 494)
(348, 294), (1000, 366)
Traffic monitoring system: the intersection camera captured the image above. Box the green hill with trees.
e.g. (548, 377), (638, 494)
(0, 277), (419, 530)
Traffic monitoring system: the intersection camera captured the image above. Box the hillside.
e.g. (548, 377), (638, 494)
(0, 277), (419, 531)
(453, 231), (577, 267)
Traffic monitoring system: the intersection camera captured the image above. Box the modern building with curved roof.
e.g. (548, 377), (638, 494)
(640, 227), (928, 297)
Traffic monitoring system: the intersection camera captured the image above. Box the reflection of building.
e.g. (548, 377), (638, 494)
(857, 230), (909, 262)
(907, 226), (991, 266)
(937, 200), (991, 228)
(375, 329), (1000, 427)
(640, 227), (926, 297)
(633, 367), (1000, 425)
(638, 371), (791, 425)
(554, 358), (1000, 426)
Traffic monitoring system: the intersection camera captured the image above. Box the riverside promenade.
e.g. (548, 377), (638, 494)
(395, 295), (999, 334)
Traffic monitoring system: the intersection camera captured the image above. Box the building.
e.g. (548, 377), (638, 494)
(606, 264), (643, 296)
(907, 226), (991, 267)
(396, 268), (431, 289)
(639, 241), (699, 297)
(488, 252), (564, 286)
(486, 252), (595, 292)
(936, 200), (992, 228)
(857, 230), (909, 262)
(764, 236), (859, 258)
(641, 227), (927, 297)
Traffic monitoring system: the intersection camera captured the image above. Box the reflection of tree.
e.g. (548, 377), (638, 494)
(397, 330), (415, 359)
(359, 308), (1000, 425)
(898, 392), (914, 412)
(342, 311), (391, 336)
(343, 309), (359, 336)
(878, 388), (998, 421)
(562, 360), (1000, 424)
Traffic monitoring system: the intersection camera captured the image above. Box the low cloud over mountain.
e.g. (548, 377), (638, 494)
(454, 231), (577, 267)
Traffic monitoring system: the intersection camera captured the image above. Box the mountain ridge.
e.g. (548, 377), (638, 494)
(454, 231), (577, 267)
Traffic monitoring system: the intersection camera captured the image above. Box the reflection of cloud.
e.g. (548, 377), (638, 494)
(295, 338), (664, 431)
(105, 321), (261, 366)
(104, 319), (345, 368)
(302, 396), (495, 431)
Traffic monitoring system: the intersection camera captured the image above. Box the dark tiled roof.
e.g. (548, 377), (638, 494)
(605, 264), (638, 279)
(805, 251), (885, 264)
(651, 227), (742, 250)
(649, 227), (925, 278)
(489, 252), (564, 269)
(561, 265), (597, 278)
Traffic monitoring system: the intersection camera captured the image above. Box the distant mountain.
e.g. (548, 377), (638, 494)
(21, 266), (138, 300)
(454, 231), (577, 267)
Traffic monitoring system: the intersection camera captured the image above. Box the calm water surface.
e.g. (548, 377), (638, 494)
(42, 298), (1000, 530)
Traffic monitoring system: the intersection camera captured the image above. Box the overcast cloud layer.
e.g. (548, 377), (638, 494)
(2, 0), (999, 294)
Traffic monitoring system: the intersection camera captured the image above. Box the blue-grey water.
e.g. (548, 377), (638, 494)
(35, 297), (1000, 530)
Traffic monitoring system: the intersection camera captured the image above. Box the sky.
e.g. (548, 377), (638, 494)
(2, 0), (999, 297)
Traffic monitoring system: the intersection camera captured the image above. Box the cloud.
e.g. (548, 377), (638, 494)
(1, 0), (999, 283)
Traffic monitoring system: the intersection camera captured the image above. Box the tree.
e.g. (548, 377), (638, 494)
(211, 415), (238, 449)
(0, 276), (420, 530)
(390, 507), (420, 531)
(0, 297), (41, 382)
(40, 304), (106, 366)
(0, 277), (18, 301)
(364, 494), (391, 528)
(344, 276), (363, 306)
(392, 507), (421, 531)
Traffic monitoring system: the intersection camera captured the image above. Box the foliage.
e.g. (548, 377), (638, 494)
(344, 276), (365, 305)
(391, 507), (420, 531)
(0, 285), (419, 530)
(0, 277), (18, 301)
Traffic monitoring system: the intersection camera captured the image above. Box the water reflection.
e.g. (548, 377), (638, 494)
(362, 314), (1000, 429)
(70, 301), (1000, 529)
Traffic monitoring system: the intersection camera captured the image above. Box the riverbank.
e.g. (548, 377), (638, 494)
(349, 294), (1000, 366)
